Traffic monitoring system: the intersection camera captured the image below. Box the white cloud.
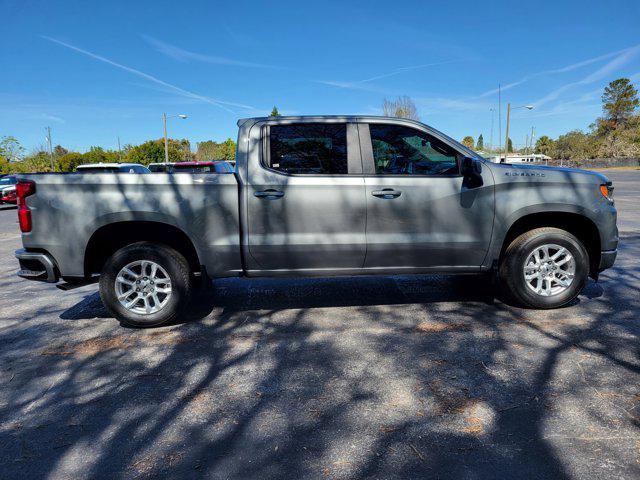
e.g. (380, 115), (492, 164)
(140, 34), (276, 69)
(39, 113), (65, 124)
(318, 60), (463, 92)
(479, 44), (640, 98)
(533, 45), (640, 108)
(41, 35), (254, 113)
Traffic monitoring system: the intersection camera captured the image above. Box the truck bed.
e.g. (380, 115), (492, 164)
(18, 173), (241, 278)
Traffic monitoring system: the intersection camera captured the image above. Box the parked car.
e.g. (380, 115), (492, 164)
(1, 185), (17, 205)
(148, 162), (176, 173)
(76, 163), (150, 173)
(14, 115), (617, 327)
(0, 175), (17, 204)
(173, 161), (234, 173)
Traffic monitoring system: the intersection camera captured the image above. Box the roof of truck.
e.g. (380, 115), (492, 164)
(237, 115), (426, 126)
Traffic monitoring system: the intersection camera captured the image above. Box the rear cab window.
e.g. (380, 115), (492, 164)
(266, 123), (348, 175)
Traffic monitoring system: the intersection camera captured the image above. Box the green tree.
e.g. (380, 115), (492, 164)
(57, 152), (85, 172)
(270, 106), (280, 117)
(217, 138), (237, 161)
(555, 130), (594, 160)
(82, 146), (119, 165)
(602, 78), (639, 126)
(53, 145), (69, 158)
(195, 138), (237, 161)
(125, 139), (191, 165)
(507, 137), (513, 153)
(476, 134), (484, 150)
(195, 140), (218, 161)
(0, 154), (10, 173)
(16, 152), (57, 173)
(462, 136), (475, 149)
(535, 135), (556, 157)
(0, 136), (25, 162)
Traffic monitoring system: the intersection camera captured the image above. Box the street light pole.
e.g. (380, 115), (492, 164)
(163, 113), (188, 163)
(163, 113), (169, 163)
(45, 126), (54, 171)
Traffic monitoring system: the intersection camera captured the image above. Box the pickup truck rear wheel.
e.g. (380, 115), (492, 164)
(99, 242), (192, 327)
(499, 227), (589, 309)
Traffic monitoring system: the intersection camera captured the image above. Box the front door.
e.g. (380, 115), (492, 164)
(247, 121), (366, 273)
(360, 122), (495, 270)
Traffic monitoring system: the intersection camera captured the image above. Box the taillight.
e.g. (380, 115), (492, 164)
(16, 180), (36, 232)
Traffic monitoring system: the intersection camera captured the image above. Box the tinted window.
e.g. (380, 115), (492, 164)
(149, 164), (173, 173)
(369, 124), (459, 175)
(268, 124), (347, 174)
(0, 177), (16, 185)
(174, 164), (214, 173)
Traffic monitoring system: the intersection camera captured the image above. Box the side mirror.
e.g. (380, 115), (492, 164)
(461, 157), (481, 175)
(461, 157), (483, 187)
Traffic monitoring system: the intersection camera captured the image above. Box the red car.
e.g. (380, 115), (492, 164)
(172, 161), (234, 173)
(0, 176), (17, 205)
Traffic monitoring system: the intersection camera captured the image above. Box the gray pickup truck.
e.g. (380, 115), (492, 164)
(14, 116), (618, 327)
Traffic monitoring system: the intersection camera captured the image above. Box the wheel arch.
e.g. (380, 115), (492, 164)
(498, 210), (601, 277)
(84, 220), (201, 277)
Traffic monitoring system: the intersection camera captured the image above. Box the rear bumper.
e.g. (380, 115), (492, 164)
(15, 249), (59, 283)
(599, 249), (617, 272)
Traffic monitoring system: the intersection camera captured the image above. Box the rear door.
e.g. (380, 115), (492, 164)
(360, 122), (495, 270)
(246, 121), (366, 273)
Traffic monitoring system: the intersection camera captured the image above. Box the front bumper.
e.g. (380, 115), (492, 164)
(599, 249), (617, 272)
(15, 249), (59, 283)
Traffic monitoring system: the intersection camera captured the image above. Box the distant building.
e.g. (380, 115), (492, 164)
(487, 153), (552, 164)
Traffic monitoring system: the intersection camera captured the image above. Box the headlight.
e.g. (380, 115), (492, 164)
(599, 183), (614, 202)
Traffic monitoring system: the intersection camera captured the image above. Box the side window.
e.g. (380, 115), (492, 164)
(268, 123), (348, 175)
(369, 124), (460, 176)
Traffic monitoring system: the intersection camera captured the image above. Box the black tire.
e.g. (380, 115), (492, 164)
(499, 227), (589, 309)
(99, 242), (192, 327)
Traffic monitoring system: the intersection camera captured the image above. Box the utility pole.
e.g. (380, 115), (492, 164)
(45, 126), (54, 171)
(117, 136), (122, 162)
(163, 113), (169, 164)
(489, 108), (495, 152)
(530, 126), (535, 155)
(504, 102), (511, 161)
(498, 84), (502, 161)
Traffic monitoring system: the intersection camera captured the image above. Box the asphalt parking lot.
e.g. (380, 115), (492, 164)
(0, 171), (638, 480)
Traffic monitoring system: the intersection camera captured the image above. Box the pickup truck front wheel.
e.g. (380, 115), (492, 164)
(99, 242), (192, 327)
(499, 227), (589, 309)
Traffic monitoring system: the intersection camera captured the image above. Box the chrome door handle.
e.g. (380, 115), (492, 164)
(371, 189), (401, 199)
(254, 189), (284, 199)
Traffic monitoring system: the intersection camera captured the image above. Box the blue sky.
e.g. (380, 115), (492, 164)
(2, 0), (640, 153)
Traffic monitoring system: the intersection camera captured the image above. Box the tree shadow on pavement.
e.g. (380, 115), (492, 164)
(1, 240), (638, 479)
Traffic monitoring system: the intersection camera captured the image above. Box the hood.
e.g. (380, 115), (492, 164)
(485, 161), (610, 185)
